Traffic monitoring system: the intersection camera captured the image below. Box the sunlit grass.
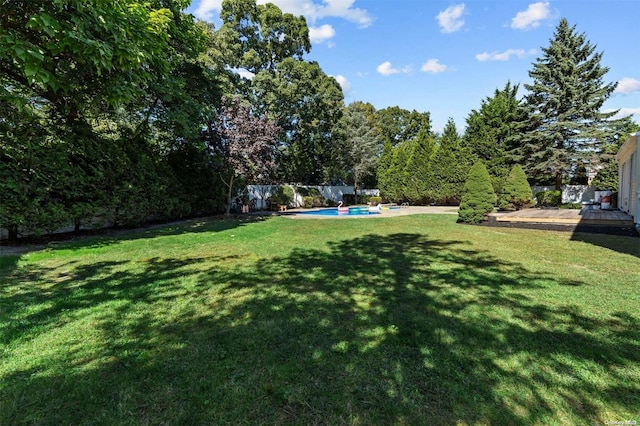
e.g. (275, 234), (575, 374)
(1, 214), (639, 425)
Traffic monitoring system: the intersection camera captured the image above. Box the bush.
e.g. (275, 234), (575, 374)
(535, 190), (561, 207)
(498, 165), (534, 210)
(559, 203), (582, 209)
(458, 162), (496, 224)
(273, 185), (294, 206)
(302, 196), (314, 208)
(369, 196), (382, 205)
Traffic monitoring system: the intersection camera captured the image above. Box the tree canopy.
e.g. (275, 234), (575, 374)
(510, 18), (619, 189)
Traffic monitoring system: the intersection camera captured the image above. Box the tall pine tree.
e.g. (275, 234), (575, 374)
(431, 119), (473, 204)
(510, 18), (618, 189)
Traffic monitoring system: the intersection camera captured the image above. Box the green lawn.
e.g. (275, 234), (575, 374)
(1, 214), (639, 425)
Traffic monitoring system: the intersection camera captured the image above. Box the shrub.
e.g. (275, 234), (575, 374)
(458, 162), (496, 224)
(302, 196), (314, 208)
(498, 165), (534, 210)
(559, 203), (582, 209)
(369, 196), (382, 205)
(273, 185), (294, 206)
(535, 190), (561, 207)
(342, 194), (371, 205)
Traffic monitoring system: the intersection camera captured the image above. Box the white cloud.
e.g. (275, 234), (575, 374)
(333, 74), (352, 94)
(308, 0), (373, 28)
(376, 61), (411, 76)
(436, 4), (465, 34)
(421, 59), (448, 73)
(615, 77), (640, 94)
(377, 61), (400, 76)
(309, 24), (336, 44)
(194, 0), (223, 21)
(192, 0), (373, 28)
(476, 48), (537, 62)
(511, 2), (551, 30)
(604, 107), (640, 121)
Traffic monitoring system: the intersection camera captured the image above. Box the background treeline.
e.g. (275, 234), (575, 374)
(1, 1), (638, 240)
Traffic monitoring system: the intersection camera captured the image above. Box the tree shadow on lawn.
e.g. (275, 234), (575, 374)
(0, 214), (264, 258)
(570, 230), (640, 259)
(1, 234), (638, 425)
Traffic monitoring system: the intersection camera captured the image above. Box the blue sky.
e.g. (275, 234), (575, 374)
(187, 0), (640, 133)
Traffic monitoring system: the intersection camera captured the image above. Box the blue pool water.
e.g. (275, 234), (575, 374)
(298, 207), (379, 216)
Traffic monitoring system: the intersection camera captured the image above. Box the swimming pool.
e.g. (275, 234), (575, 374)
(298, 207), (380, 216)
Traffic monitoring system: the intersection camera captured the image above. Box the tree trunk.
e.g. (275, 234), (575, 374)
(555, 171), (562, 191)
(225, 175), (235, 217)
(354, 178), (359, 205)
(7, 225), (19, 242)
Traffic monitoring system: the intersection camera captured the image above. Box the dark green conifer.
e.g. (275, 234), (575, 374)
(458, 162), (496, 224)
(499, 165), (534, 210)
(510, 18), (618, 189)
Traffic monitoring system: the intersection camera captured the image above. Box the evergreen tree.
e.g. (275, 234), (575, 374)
(458, 162), (496, 224)
(498, 165), (534, 210)
(591, 118), (639, 191)
(510, 18), (619, 189)
(463, 81), (524, 193)
(404, 130), (437, 204)
(377, 140), (395, 201)
(431, 119), (473, 204)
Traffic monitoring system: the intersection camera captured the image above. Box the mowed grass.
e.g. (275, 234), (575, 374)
(1, 214), (639, 425)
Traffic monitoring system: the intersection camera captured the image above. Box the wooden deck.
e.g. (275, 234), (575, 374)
(490, 208), (635, 226)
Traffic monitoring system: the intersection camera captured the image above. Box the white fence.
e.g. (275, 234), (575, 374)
(246, 185), (380, 209)
(531, 185), (599, 203)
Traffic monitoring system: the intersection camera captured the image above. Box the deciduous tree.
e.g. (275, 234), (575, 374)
(338, 102), (381, 203)
(206, 97), (279, 216)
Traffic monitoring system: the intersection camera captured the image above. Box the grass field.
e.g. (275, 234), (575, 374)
(1, 214), (639, 425)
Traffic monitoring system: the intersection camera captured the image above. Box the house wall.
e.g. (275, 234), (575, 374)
(616, 133), (639, 225)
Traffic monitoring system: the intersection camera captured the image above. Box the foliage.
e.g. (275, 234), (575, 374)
(591, 160), (619, 191)
(251, 58), (344, 184)
(342, 194), (371, 205)
(220, 0), (310, 75)
(206, 96), (280, 216)
(591, 118), (639, 191)
(369, 196), (382, 205)
(378, 141), (412, 203)
(302, 196), (314, 208)
(535, 190), (562, 207)
(463, 81), (524, 193)
(375, 106), (431, 146)
(338, 102), (382, 203)
(458, 162), (497, 224)
(0, 1), (224, 238)
(498, 165), (534, 210)
(404, 130), (437, 204)
(559, 203), (582, 209)
(510, 19), (619, 189)
(272, 185), (294, 206)
(431, 119), (473, 204)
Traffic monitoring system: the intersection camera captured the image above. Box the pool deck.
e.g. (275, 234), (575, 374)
(284, 206), (459, 219)
(282, 206), (637, 233)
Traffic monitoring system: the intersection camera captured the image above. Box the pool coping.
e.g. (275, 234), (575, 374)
(283, 206), (459, 219)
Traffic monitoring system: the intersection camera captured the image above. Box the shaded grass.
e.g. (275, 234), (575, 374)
(1, 214), (639, 425)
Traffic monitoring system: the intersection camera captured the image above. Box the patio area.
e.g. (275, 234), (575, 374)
(487, 208), (638, 236)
